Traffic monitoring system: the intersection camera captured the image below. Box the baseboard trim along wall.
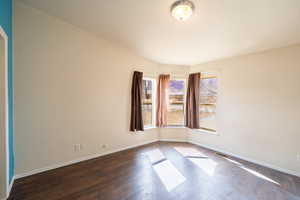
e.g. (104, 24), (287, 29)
(15, 139), (185, 180)
(189, 141), (300, 178)
(15, 139), (158, 179)
(14, 139), (300, 181)
(158, 139), (188, 142)
(7, 176), (15, 199)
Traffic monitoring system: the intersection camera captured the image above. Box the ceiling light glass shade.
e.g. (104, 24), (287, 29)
(171, 0), (195, 21)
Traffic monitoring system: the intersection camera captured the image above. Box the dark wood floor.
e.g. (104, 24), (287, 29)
(9, 142), (300, 200)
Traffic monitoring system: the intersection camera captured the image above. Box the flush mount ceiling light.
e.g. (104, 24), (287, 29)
(171, 0), (195, 21)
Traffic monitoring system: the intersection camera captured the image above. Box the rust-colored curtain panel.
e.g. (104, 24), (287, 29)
(130, 71), (144, 131)
(185, 73), (201, 129)
(156, 74), (170, 127)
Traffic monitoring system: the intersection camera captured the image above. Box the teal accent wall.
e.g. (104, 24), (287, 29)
(0, 0), (14, 183)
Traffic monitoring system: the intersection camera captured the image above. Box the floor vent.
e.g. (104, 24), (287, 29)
(216, 152), (228, 157)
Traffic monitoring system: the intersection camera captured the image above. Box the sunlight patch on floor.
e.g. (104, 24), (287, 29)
(174, 147), (207, 158)
(223, 157), (243, 166)
(189, 158), (218, 176)
(240, 166), (280, 185)
(144, 149), (166, 164)
(221, 157), (280, 185)
(153, 160), (186, 192)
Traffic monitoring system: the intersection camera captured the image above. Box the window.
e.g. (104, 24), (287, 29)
(142, 78), (156, 128)
(167, 79), (185, 126)
(199, 73), (218, 132)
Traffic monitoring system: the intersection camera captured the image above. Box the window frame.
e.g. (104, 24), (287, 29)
(142, 77), (156, 129)
(198, 73), (218, 133)
(166, 78), (187, 128)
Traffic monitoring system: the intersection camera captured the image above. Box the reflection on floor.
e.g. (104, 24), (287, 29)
(174, 146), (217, 176)
(174, 146), (208, 158)
(9, 142), (300, 200)
(240, 166), (280, 185)
(188, 158), (218, 176)
(223, 157), (243, 165)
(223, 156), (280, 185)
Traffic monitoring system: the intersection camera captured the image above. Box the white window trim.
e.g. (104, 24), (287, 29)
(198, 71), (218, 133)
(143, 77), (156, 129)
(0, 25), (10, 198)
(140, 73), (219, 135)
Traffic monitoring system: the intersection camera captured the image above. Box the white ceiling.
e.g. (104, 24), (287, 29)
(18, 0), (300, 65)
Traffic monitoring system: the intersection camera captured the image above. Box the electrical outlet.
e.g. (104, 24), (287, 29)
(297, 153), (300, 162)
(101, 144), (107, 149)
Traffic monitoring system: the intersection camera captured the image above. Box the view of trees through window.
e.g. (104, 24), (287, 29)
(199, 75), (217, 131)
(167, 80), (185, 126)
(142, 79), (153, 127)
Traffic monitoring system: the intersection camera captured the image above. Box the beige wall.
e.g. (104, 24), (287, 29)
(189, 45), (300, 175)
(14, 2), (163, 175)
(14, 1), (300, 178)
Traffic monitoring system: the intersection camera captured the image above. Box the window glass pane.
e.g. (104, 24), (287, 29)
(199, 76), (217, 131)
(142, 80), (153, 127)
(167, 80), (185, 126)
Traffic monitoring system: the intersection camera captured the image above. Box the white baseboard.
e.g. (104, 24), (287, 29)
(189, 141), (300, 178)
(13, 139), (300, 181)
(6, 176), (15, 199)
(159, 139), (187, 142)
(15, 139), (158, 179)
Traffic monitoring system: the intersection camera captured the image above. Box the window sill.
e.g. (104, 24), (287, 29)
(191, 128), (219, 135)
(134, 126), (218, 136)
(143, 126), (157, 130)
(133, 126), (156, 135)
(163, 125), (185, 129)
